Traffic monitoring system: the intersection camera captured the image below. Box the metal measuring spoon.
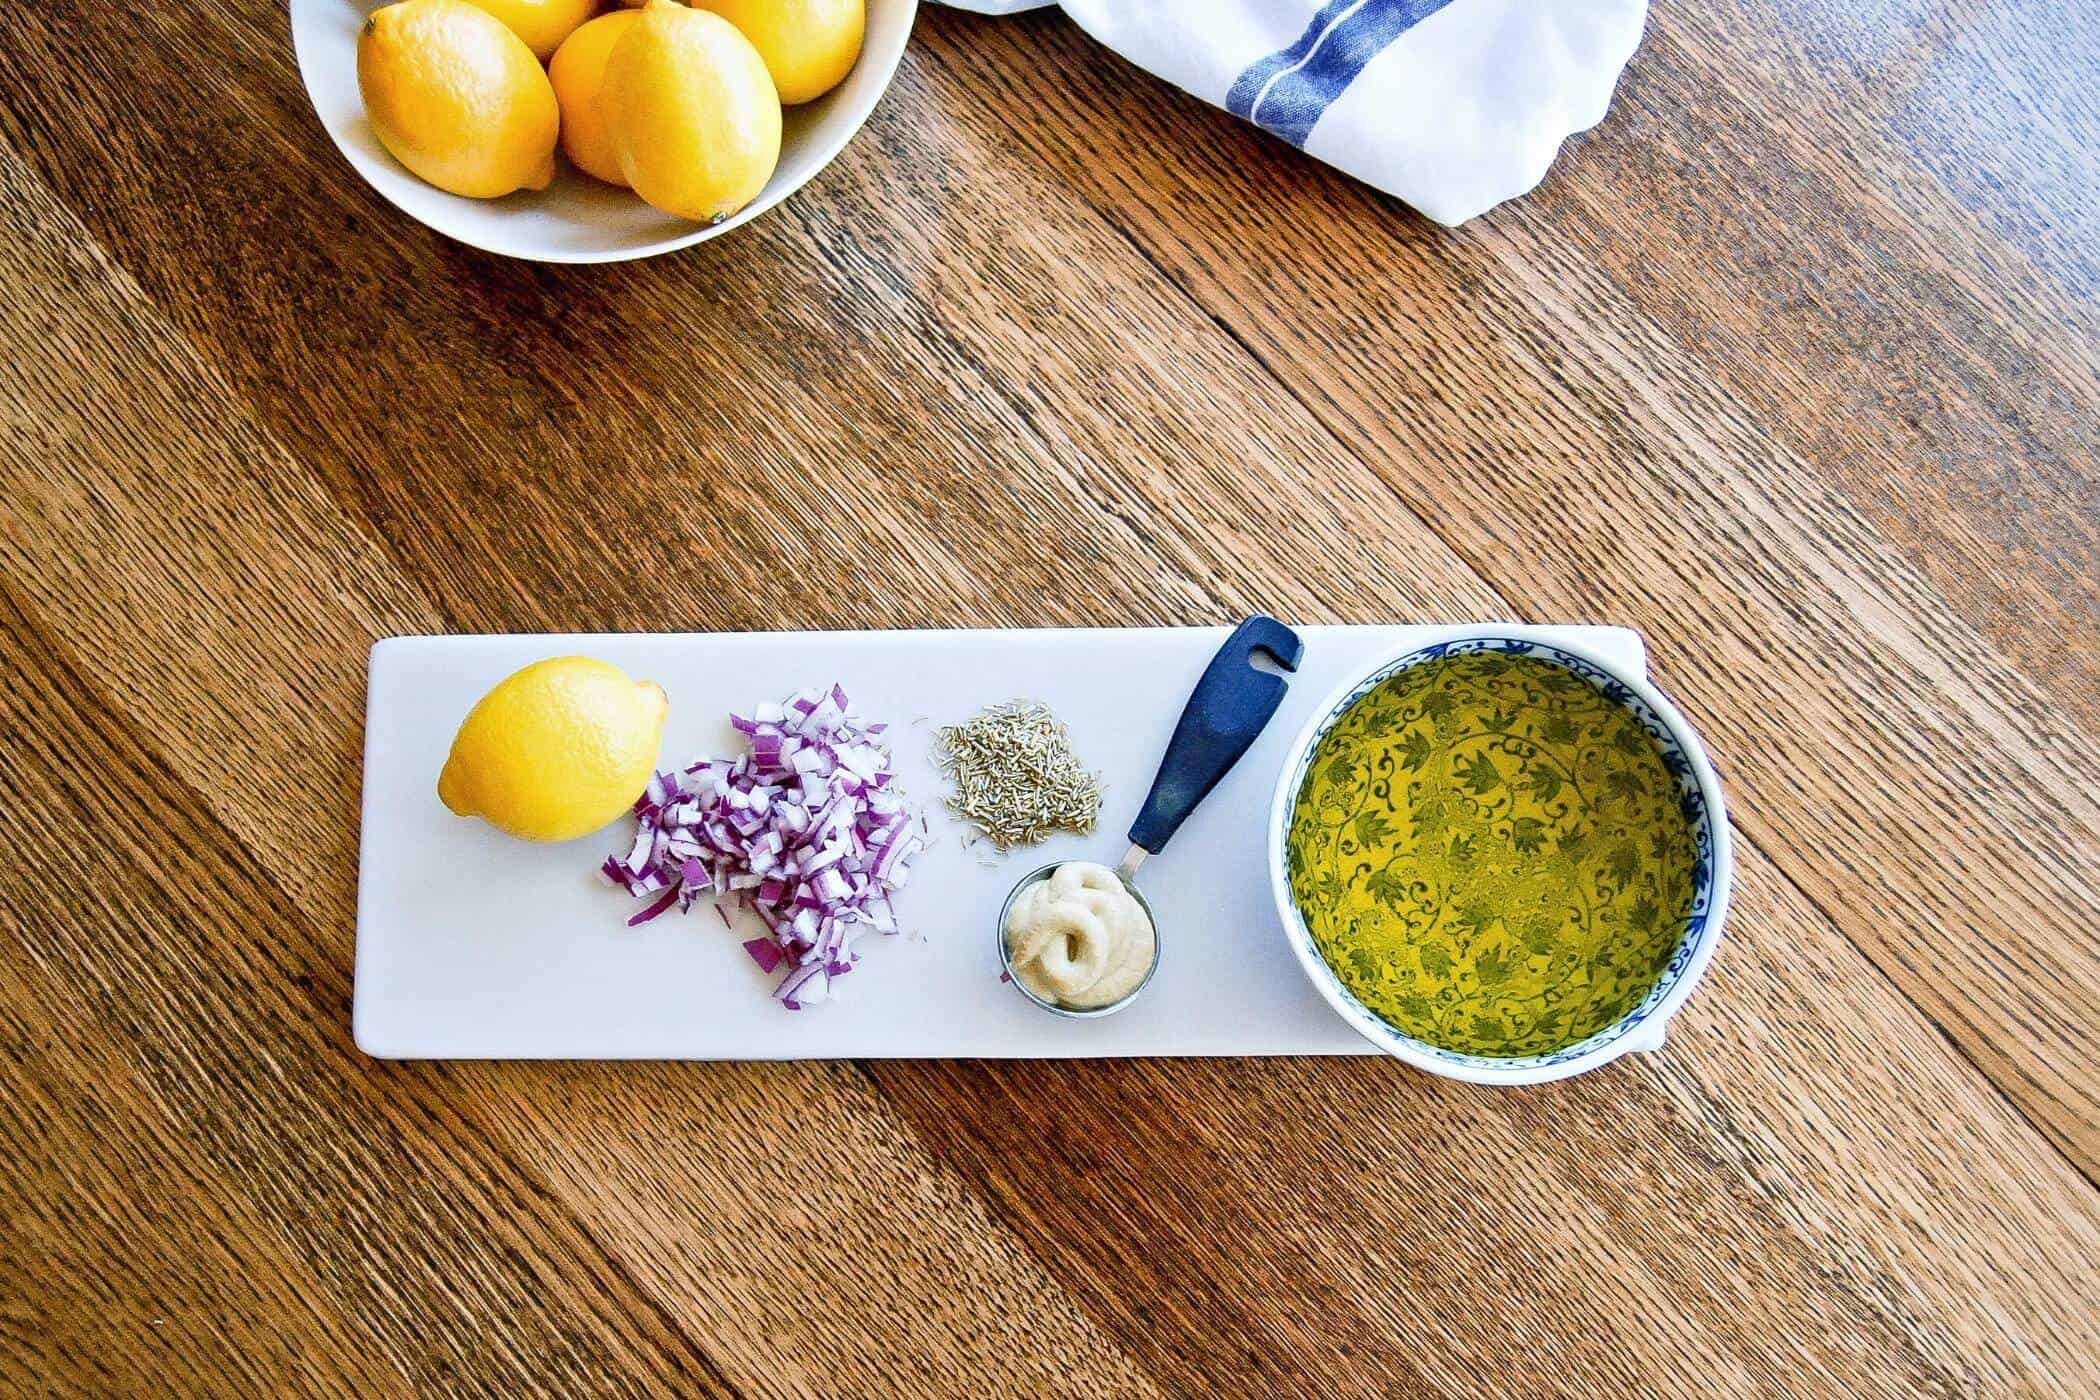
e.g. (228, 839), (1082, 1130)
(998, 615), (1305, 1017)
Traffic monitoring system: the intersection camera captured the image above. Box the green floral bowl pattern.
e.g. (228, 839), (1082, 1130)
(1267, 627), (1732, 1085)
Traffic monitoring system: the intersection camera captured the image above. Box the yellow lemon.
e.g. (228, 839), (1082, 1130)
(690, 0), (862, 104)
(601, 0), (781, 222)
(549, 10), (641, 185)
(437, 657), (670, 843)
(358, 0), (558, 199)
(458, 0), (598, 61)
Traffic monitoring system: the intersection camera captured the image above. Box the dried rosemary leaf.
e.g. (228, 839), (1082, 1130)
(932, 700), (1104, 851)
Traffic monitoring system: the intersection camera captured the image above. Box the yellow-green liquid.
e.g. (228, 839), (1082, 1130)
(1286, 653), (1694, 1057)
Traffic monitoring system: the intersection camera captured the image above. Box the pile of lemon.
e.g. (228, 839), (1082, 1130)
(357, 0), (863, 222)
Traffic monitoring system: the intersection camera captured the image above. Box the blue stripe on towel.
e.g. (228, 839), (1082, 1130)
(1225, 0), (1459, 148)
(1224, 0), (1362, 121)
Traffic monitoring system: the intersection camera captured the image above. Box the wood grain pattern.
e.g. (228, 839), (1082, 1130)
(3, 0), (2096, 1394)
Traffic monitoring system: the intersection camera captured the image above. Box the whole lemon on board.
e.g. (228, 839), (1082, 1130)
(550, 10), (642, 185)
(437, 657), (670, 843)
(600, 0), (781, 223)
(457, 0), (598, 61)
(689, 0), (864, 105)
(357, 0), (558, 199)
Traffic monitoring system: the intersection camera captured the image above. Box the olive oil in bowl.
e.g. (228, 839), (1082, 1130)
(1284, 651), (1696, 1058)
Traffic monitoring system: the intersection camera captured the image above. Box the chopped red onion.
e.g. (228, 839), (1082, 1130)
(604, 685), (921, 1009)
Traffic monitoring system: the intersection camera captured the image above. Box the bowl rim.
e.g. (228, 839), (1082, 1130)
(1265, 624), (1733, 1085)
(290, 0), (920, 265)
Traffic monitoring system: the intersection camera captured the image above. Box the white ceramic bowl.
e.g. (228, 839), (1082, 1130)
(1267, 626), (1733, 1085)
(292, 0), (917, 263)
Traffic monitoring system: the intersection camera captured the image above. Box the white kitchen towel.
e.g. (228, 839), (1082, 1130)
(933, 0), (1648, 226)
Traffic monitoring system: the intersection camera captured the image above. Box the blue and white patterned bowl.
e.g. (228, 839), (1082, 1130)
(1266, 626), (1732, 1085)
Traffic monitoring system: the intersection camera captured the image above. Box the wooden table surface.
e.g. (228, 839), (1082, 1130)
(4, 0), (2097, 1394)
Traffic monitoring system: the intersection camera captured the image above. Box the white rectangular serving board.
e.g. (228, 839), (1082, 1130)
(356, 625), (1644, 1058)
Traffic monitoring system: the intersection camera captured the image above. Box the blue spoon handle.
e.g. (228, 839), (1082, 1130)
(1127, 615), (1304, 855)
